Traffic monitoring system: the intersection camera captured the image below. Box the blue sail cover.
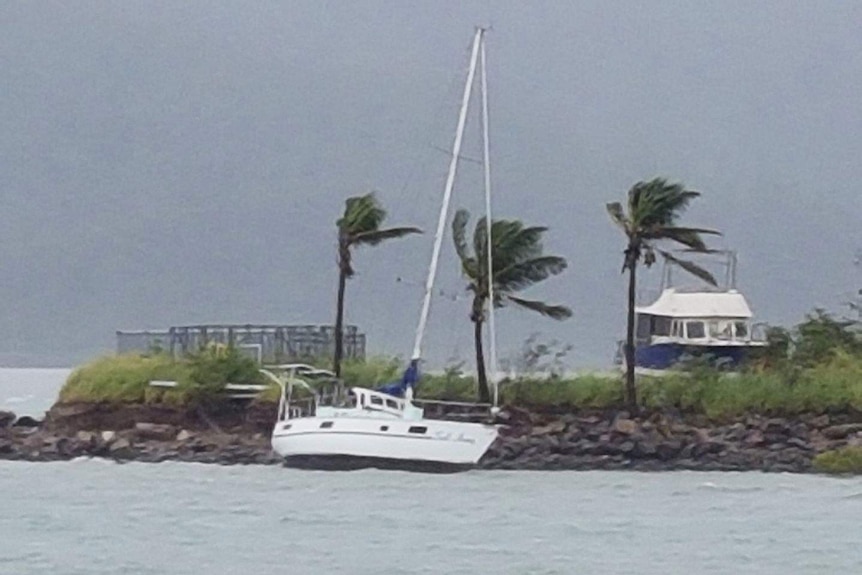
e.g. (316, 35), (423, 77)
(376, 359), (420, 398)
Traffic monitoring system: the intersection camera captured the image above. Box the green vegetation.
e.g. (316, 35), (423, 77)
(60, 345), (263, 405)
(491, 354), (862, 418)
(606, 177), (720, 412)
(333, 192), (421, 377)
(61, 349), (862, 418)
(502, 310), (862, 417)
(60, 306), (862, 421)
(339, 344), (862, 419)
(451, 208), (572, 403)
(813, 447), (862, 475)
(61, 353), (187, 404)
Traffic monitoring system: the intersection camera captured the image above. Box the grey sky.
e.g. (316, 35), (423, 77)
(2, 1), (861, 368)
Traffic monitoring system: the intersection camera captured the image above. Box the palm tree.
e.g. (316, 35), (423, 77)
(452, 209), (572, 403)
(606, 177), (720, 412)
(334, 193), (421, 377)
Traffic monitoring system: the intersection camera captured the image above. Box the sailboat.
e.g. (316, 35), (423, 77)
(267, 28), (500, 471)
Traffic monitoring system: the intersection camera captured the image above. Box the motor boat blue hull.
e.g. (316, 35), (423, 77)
(634, 343), (749, 370)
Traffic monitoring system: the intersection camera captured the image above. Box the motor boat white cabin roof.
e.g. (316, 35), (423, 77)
(636, 287), (754, 319)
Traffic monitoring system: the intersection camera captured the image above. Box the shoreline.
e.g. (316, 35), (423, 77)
(2, 402), (861, 472)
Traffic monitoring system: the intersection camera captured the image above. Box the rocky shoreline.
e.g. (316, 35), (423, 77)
(2, 403), (861, 472)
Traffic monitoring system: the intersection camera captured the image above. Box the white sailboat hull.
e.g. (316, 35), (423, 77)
(271, 416), (498, 471)
(266, 30), (502, 474)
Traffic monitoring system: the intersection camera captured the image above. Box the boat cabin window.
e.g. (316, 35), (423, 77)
(686, 321), (706, 339)
(637, 314), (672, 338)
(735, 321), (749, 339)
(636, 315), (651, 339)
(671, 321), (680, 338)
(369, 395), (383, 406)
(408, 426), (427, 434)
(385, 399), (399, 409)
(380, 425), (389, 431)
(319, 421), (333, 429)
(708, 320), (733, 341)
(652, 316), (672, 336)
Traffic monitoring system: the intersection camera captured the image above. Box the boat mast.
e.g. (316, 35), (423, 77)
(411, 28), (484, 361)
(479, 32), (498, 407)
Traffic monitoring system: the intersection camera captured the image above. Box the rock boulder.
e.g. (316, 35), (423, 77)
(0, 411), (16, 429)
(12, 415), (40, 428)
(134, 422), (177, 441)
(822, 423), (862, 440)
(612, 418), (638, 435)
(108, 438), (133, 459)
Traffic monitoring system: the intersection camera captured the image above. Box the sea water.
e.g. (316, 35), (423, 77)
(1, 370), (861, 574)
(0, 367), (70, 417)
(2, 460), (861, 573)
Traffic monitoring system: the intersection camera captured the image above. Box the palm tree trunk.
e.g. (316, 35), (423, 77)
(333, 242), (348, 378)
(624, 260), (638, 413)
(474, 317), (491, 403)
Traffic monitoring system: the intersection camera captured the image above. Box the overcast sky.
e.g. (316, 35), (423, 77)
(2, 1), (861, 368)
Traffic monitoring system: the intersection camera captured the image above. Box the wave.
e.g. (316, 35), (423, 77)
(697, 481), (766, 493)
(3, 395), (34, 404)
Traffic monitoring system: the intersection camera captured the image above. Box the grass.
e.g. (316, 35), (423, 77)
(256, 357), (477, 403)
(341, 356), (403, 388)
(60, 354), (191, 404)
(59, 347), (264, 406)
(428, 353), (862, 419)
(60, 351), (862, 419)
(813, 447), (862, 475)
(502, 375), (623, 409)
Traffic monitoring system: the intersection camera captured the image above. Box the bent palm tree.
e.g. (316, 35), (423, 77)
(452, 209), (572, 402)
(334, 193), (421, 377)
(607, 178), (720, 412)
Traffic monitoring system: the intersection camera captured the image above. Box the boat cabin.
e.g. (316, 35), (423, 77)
(628, 287), (765, 370)
(636, 288), (756, 346)
(638, 315), (752, 343)
(312, 387), (426, 421)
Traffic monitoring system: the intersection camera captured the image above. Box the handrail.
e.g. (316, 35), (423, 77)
(262, 363), (337, 378)
(413, 398), (494, 408)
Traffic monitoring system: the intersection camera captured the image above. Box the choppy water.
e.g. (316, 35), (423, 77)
(1, 461), (860, 574)
(2, 369), (861, 573)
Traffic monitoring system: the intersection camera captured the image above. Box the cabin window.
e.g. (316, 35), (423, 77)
(686, 321), (705, 339)
(636, 315), (651, 339)
(671, 321), (680, 337)
(380, 425), (389, 431)
(734, 321), (749, 339)
(369, 395), (383, 406)
(282, 423), (292, 430)
(652, 316), (672, 336)
(319, 421), (333, 429)
(709, 320), (733, 341)
(408, 426), (427, 434)
(385, 399), (399, 409)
